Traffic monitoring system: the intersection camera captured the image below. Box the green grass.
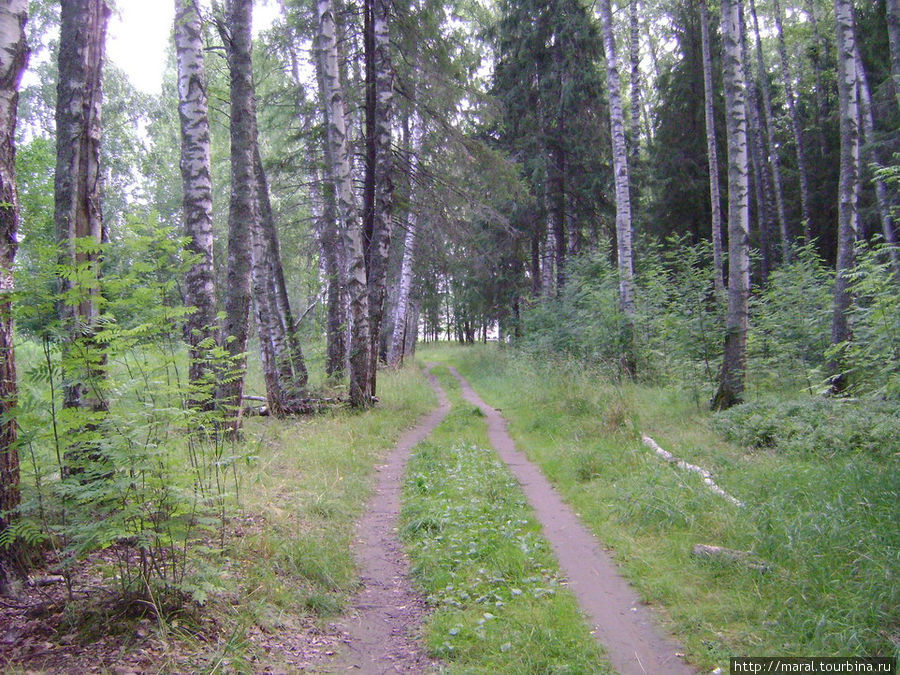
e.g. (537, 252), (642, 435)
(420, 343), (900, 672)
(401, 366), (609, 673)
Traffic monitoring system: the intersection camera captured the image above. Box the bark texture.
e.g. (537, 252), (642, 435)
(175, 0), (218, 393)
(772, 0), (812, 242)
(218, 0), (255, 430)
(55, 0), (110, 412)
(747, 0), (789, 263)
(0, 0), (28, 598)
(713, 0), (751, 411)
(364, 0), (394, 399)
(854, 43), (899, 276)
(888, 0), (900, 111)
(829, 0), (860, 388)
(387, 110), (424, 368)
(597, 0), (634, 317)
(316, 0), (370, 406)
(699, 0), (725, 295)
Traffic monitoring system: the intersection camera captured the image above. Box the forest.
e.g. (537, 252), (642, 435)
(0, 0), (897, 672)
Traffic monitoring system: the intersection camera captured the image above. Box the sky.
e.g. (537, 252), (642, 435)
(106, 0), (281, 95)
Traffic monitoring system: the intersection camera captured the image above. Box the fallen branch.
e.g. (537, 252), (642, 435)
(691, 544), (770, 573)
(293, 298), (319, 330)
(641, 434), (743, 507)
(244, 397), (344, 417)
(26, 575), (66, 588)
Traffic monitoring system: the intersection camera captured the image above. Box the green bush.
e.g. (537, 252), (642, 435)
(712, 397), (900, 458)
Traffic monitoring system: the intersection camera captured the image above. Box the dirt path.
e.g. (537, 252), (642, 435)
(327, 366), (449, 673)
(447, 366), (696, 675)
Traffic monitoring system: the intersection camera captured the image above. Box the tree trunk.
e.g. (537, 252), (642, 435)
(253, 145), (309, 393)
(829, 0), (861, 390)
(597, 0), (635, 318)
(55, 0), (110, 413)
(854, 42), (899, 276)
(175, 0), (218, 397)
(699, 0), (725, 295)
(629, 0), (642, 173)
(740, 5), (774, 282)
(387, 110), (424, 368)
(0, 0), (28, 598)
(747, 0), (790, 264)
(887, 0), (900, 111)
(712, 0), (751, 411)
(364, 0), (395, 400)
(805, 0), (830, 164)
(772, 0), (813, 242)
(316, 0), (370, 407)
(217, 0), (256, 431)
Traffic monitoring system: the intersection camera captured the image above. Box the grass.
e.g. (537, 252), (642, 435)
(198, 363), (438, 671)
(420, 343), (900, 672)
(401, 366), (609, 672)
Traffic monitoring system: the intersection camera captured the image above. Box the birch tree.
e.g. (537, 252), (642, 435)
(887, 0), (900, 110)
(0, 0), (28, 597)
(55, 0), (110, 413)
(772, 0), (813, 242)
(712, 0), (751, 410)
(699, 0), (725, 295)
(853, 42), (899, 276)
(364, 0), (395, 397)
(217, 0), (255, 429)
(175, 0), (218, 394)
(747, 0), (790, 263)
(315, 0), (370, 406)
(597, 0), (635, 320)
(829, 0), (860, 390)
(387, 109), (424, 368)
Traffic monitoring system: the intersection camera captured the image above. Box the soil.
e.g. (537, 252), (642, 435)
(324, 366), (450, 673)
(446, 366), (697, 675)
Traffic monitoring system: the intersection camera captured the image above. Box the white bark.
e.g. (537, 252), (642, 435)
(387, 111), (424, 368)
(597, 0), (635, 317)
(830, 0), (860, 368)
(713, 0), (751, 410)
(316, 0), (370, 406)
(699, 0), (725, 295)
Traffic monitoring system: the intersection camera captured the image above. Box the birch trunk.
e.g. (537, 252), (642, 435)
(218, 0), (255, 430)
(597, 0), (635, 318)
(887, 0), (900, 111)
(748, 0), (790, 263)
(772, 0), (813, 241)
(699, 0), (725, 295)
(254, 145), (309, 392)
(364, 0), (394, 399)
(740, 5), (774, 281)
(712, 0), (751, 411)
(829, 0), (860, 389)
(854, 43), (899, 276)
(175, 0), (218, 394)
(387, 110), (424, 368)
(316, 0), (370, 406)
(0, 0), (28, 597)
(629, 0), (642, 171)
(55, 0), (110, 413)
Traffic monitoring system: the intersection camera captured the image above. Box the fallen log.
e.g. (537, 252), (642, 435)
(690, 544), (770, 573)
(243, 397), (344, 417)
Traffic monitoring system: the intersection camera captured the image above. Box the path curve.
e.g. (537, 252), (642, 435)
(448, 366), (696, 675)
(328, 366), (449, 673)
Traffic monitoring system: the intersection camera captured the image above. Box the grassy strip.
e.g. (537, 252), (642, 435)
(400, 366), (609, 673)
(421, 344), (900, 672)
(188, 365), (438, 671)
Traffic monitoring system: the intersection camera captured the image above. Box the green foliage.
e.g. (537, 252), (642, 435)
(13, 226), (248, 612)
(836, 240), (900, 397)
(749, 242), (833, 392)
(712, 397), (900, 458)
